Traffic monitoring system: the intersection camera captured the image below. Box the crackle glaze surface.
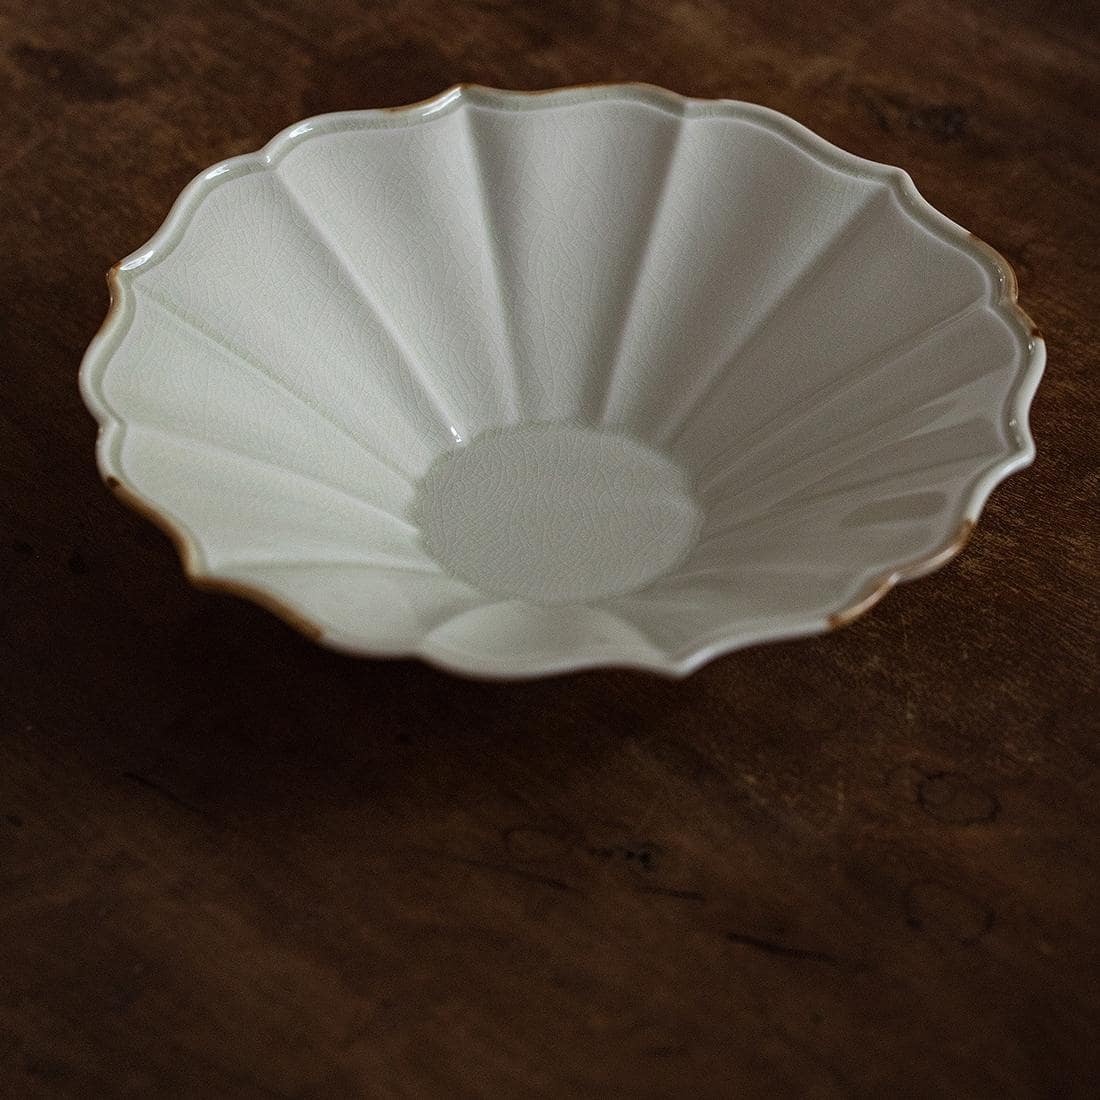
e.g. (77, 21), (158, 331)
(80, 83), (1044, 677)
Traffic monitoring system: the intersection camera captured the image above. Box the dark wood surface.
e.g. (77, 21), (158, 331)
(3, 1), (1098, 1096)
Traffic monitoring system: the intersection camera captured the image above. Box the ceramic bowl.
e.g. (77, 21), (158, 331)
(80, 83), (1044, 678)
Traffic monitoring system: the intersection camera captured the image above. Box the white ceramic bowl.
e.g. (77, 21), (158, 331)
(80, 83), (1044, 678)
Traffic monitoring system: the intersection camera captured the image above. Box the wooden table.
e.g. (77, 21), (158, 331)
(3, 1), (1098, 1095)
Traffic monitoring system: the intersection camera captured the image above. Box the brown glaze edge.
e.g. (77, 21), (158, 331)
(965, 230), (1044, 343)
(94, 269), (328, 644)
(827, 518), (975, 630)
(825, 235), (1034, 632)
(104, 262), (124, 320)
(103, 475), (324, 643)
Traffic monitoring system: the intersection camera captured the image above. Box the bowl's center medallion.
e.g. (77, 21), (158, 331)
(413, 423), (703, 605)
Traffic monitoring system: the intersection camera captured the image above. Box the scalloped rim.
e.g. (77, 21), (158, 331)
(79, 82), (1045, 679)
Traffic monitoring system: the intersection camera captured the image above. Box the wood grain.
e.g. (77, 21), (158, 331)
(2, 1), (1098, 1095)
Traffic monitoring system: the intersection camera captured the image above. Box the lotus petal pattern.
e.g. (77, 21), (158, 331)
(80, 84), (1044, 677)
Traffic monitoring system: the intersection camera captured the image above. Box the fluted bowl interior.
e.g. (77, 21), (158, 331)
(80, 84), (1043, 678)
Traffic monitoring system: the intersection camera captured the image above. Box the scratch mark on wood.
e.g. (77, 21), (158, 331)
(416, 848), (582, 894)
(637, 885), (705, 901)
(726, 931), (856, 968)
(121, 771), (206, 817)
